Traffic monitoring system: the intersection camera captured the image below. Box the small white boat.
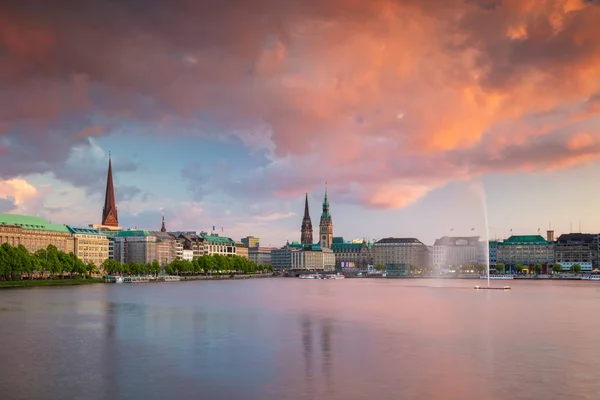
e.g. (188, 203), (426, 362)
(299, 274), (318, 279)
(326, 273), (345, 280)
(582, 275), (600, 281)
(123, 276), (150, 283)
(480, 275), (514, 280)
(157, 275), (181, 282)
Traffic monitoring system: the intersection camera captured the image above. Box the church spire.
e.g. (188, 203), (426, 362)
(319, 184), (333, 248)
(161, 213), (166, 232)
(300, 193), (313, 245)
(102, 153), (119, 227)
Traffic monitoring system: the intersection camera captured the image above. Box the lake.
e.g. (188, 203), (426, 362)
(1, 278), (599, 399)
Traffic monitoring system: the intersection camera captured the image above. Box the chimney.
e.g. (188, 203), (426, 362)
(547, 230), (554, 242)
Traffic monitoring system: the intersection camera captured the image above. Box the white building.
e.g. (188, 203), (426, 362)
(181, 249), (194, 262)
(433, 236), (481, 269)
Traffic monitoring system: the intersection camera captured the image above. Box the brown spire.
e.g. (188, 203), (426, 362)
(161, 213), (166, 232)
(301, 193), (313, 245)
(102, 153), (119, 227)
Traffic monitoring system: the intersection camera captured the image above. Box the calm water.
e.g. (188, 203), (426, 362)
(1, 278), (600, 400)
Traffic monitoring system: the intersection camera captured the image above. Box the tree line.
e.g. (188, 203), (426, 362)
(102, 254), (273, 276)
(0, 243), (94, 280)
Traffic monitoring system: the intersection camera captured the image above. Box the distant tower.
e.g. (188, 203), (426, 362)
(547, 230), (554, 242)
(102, 154), (119, 227)
(161, 213), (167, 233)
(319, 186), (333, 249)
(301, 193), (313, 245)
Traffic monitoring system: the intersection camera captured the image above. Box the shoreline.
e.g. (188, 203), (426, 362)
(0, 278), (104, 289)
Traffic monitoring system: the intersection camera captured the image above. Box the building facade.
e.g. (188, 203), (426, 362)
(241, 236), (260, 248)
(374, 238), (429, 268)
(151, 231), (178, 266)
(272, 242), (335, 271)
(235, 242), (249, 259)
(67, 226), (109, 266)
(433, 236), (481, 269)
(204, 235), (237, 256)
(0, 214), (75, 254)
(177, 233), (205, 259)
(248, 247), (277, 266)
(331, 237), (373, 269)
(496, 235), (554, 271)
(554, 233), (598, 271)
(319, 189), (333, 249)
(113, 230), (158, 265)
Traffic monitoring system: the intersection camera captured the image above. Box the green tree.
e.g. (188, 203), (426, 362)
(552, 263), (562, 274)
(514, 264), (524, 274)
(495, 263), (505, 274)
(572, 264), (582, 273)
(151, 260), (161, 276)
(534, 264), (543, 275)
(375, 264), (386, 271)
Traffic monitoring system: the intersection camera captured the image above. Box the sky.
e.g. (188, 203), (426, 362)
(1, 0), (600, 246)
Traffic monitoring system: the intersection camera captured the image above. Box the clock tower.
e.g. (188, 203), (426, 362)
(319, 186), (333, 249)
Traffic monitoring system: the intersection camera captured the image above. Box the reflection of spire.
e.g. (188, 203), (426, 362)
(301, 316), (314, 393)
(321, 319), (333, 395)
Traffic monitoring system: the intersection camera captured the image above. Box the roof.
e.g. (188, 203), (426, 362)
(0, 213), (70, 233)
(332, 237), (345, 244)
(499, 235), (550, 245)
(289, 242), (323, 251)
(203, 235), (235, 244)
(150, 231), (177, 240)
(117, 230), (152, 237)
(434, 236), (481, 246)
(375, 237), (424, 245)
(67, 226), (106, 236)
(556, 233), (597, 244)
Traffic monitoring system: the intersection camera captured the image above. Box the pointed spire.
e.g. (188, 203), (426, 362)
(303, 193), (310, 218)
(161, 212), (166, 232)
(102, 152), (119, 227)
(300, 193), (313, 245)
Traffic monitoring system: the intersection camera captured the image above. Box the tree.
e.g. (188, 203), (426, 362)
(514, 264), (524, 274)
(375, 264), (386, 271)
(552, 263), (562, 274)
(496, 263), (505, 274)
(534, 264), (543, 275)
(572, 264), (582, 274)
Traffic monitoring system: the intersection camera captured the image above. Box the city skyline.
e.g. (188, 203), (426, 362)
(2, 1), (600, 246)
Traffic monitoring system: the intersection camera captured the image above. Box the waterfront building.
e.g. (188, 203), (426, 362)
(113, 230), (158, 265)
(181, 249), (194, 262)
(66, 226), (109, 266)
(433, 236), (481, 270)
(176, 233), (205, 259)
(101, 155), (119, 228)
(235, 241), (249, 259)
(331, 237), (373, 269)
(300, 194), (313, 245)
(319, 189), (333, 249)
(248, 246), (277, 267)
(554, 233), (598, 271)
(271, 241), (335, 271)
(241, 236), (260, 248)
(203, 235), (237, 256)
(374, 238), (428, 269)
(496, 235), (554, 272)
(151, 231), (178, 266)
(271, 246), (293, 269)
(0, 214), (75, 254)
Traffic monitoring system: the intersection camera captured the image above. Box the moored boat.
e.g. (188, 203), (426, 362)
(480, 275), (514, 280)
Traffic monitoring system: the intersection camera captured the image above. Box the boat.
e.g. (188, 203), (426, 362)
(326, 273), (345, 279)
(105, 275), (123, 284)
(299, 274), (318, 279)
(157, 275), (181, 282)
(582, 275), (600, 281)
(480, 275), (514, 280)
(123, 276), (150, 283)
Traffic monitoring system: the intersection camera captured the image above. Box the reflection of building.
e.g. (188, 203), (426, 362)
(204, 235), (237, 256)
(433, 236), (480, 269)
(496, 235), (554, 270)
(331, 237), (373, 269)
(555, 233), (598, 271)
(374, 238), (428, 268)
(0, 214), (75, 253)
(272, 242), (335, 271)
(235, 242), (249, 259)
(241, 236), (260, 248)
(113, 230), (158, 264)
(248, 247), (276, 266)
(67, 226), (109, 266)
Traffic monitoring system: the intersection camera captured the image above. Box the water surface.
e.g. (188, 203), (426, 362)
(1, 279), (599, 399)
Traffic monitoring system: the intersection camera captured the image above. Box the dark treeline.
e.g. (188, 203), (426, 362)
(102, 254), (273, 276)
(0, 243), (94, 280)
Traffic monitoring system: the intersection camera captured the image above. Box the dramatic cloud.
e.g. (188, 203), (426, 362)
(2, 0), (600, 210)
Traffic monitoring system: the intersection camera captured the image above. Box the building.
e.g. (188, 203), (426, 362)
(113, 230), (158, 265)
(181, 249), (194, 262)
(0, 214), (75, 254)
(66, 226), (109, 266)
(554, 233), (598, 271)
(203, 235), (237, 256)
(271, 242), (335, 271)
(177, 233), (205, 259)
(151, 231), (178, 266)
(241, 236), (260, 248)
(300, 194), (313, 245)
(433, 236), (481, 270)
(319, 189), (333, 249)
(248, 247), (277, 267)
(101, 155), (119, 227)
(374, 238), (428, 268)
(235, 242), (249, 259)
(331, 237), (373, 269)
(496, 235), (554, 272)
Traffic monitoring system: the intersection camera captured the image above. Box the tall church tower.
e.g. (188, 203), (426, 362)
(300, 193), (313, 245)
(161, 213), (167, 232)
(319, 187), (333, 249)
(102, 154), (119, 227)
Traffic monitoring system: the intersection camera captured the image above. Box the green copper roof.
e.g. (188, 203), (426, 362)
(0, 213), (70, 233)
(203, 235), (235, 244)
(500, 235), (550, 245)
(289, 242), (323, 251)
(117, 230), (152, 237)
(332, 237), (344, 244)
(67, 226), (106, 236)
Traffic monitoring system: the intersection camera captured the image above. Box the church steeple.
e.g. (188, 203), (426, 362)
(102, 153), (119, 227)
(161, 213), (166, 232)
(300, 193), (313, 245)
(319, 184), (333, 248)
